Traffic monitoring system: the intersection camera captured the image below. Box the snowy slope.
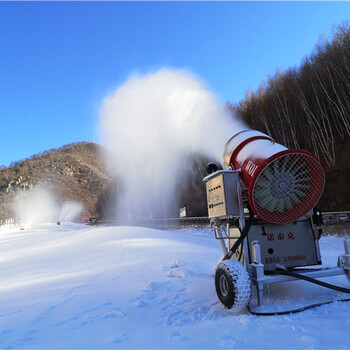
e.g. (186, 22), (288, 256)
(0, 224), (349, 349)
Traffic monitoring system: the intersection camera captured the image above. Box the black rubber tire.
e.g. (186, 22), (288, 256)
(215, 260), (252, 312)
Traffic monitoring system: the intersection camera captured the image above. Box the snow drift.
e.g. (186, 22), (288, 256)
(0, 223), (349, 349)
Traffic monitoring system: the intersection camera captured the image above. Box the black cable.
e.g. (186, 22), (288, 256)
(248, 298), (350, 316)
(223, 206), (254, 261)
(279, 270), (350, 294)
(247, 270), (350, 316)
(230, 219), (244, 263)
(238, 241), (243, 263)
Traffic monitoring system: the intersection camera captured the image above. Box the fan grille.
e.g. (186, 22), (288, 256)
(252, 153), (325, 224)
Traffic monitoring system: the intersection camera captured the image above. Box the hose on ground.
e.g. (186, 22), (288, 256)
(248, 270), (350, 316)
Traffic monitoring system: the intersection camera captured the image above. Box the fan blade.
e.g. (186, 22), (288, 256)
(262, 167), (274, 181)
(266, 197), (279, 212)
(273, 160), (279, 175)
(286, 158), (299, 172)
(294, 177), (311, 183)
(294, 184), (310, 190)
(293, 189), (307, 198)
(289, 193), (301, 205)
(276, 199), (285, 213)
(284, 197), (293, 210)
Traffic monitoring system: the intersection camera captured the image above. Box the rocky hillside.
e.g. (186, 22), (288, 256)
(0, 143), (210, 223)
(0, 142), (112, 222)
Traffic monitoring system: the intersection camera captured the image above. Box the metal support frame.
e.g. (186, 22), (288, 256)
(212, 217), (229, 256)
(338, 237), (350, 282)
(208, 169), (350, 307)
(249, 241), (265, 306)
(249, 238), (350, 306)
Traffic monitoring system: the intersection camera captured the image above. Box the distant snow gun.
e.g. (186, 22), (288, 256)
(204, 129), (350, 315)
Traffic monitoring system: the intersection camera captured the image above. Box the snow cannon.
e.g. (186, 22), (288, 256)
(204, 128), (350, 314)
(222, 130), (325, 224)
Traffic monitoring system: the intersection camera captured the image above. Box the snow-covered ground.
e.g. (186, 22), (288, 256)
(0, 223), (349, 349)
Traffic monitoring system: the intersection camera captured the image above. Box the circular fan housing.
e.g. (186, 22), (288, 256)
(223, 130), (325, 224)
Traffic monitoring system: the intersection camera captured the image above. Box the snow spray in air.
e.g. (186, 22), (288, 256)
(13, 188), (83, 228)
(99, 68), (245, 219)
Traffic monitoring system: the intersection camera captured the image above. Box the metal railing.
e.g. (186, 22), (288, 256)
(1, 211), (349, 230)
(322, 211), (350, 224)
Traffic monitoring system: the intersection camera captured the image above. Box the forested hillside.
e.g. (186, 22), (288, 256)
(232, 23), (350, 211)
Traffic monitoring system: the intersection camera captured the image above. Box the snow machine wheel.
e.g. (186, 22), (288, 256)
(215, 260), (252, 312)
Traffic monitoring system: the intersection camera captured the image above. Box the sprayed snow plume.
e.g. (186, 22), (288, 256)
(100, 68), (244, 219)
(13, 188), (59, 228)
(13, 188), (83, 228)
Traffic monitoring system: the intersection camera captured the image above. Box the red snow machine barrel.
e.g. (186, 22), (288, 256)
(222, 130), (325, 224)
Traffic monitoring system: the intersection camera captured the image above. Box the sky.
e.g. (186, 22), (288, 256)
(0, 1), (350, 166)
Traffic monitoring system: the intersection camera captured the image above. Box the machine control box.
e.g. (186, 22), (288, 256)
(204, 171), (240, 219)
(228, 218), (321, 270)
(247, 219), (320, 270)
